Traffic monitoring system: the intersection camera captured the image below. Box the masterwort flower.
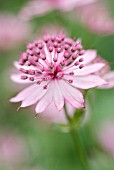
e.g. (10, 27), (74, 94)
(10, 34), (106, 113)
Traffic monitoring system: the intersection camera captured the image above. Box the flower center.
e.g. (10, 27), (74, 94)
(19, 34), (85, 87)
(48, 67), (64, 79)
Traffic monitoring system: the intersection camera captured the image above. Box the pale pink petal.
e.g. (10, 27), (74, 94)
(103, 71), (114, 80)
(43, 43), (53, 63)
(100, 71), (114, 89)
(10, 84), (37, 102)
(14, 61), (36, 71)
(21, 82), (48, 107)
(79, 49), (97, 65)
(58, 80), (84, 108)
(54, 80), (64, 111)
(64, 75), (106, 89)
(35, 82), (54, 113)
(11, 74), (32, 84)
(73, 63), (105, 76)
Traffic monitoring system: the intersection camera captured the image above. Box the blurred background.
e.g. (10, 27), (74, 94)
(0, 0), (114, 170)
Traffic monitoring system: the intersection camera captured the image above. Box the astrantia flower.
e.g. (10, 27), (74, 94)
(10, 34), (106, 113)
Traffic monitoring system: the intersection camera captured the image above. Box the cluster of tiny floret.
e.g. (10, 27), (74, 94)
(19, 34), (85, 89)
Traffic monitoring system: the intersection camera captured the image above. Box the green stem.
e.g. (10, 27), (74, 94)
(71, 129), (89, 170)
(64, 103), (72, 123)
(64, 104), (90, 170)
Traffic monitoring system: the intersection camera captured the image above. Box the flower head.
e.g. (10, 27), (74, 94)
(10, 34), (106, 113)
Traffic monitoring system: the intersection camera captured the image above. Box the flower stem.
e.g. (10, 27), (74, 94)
(64, 104), (90, 170)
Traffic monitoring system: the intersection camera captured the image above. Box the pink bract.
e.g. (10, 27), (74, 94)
(10, 34), (106, 114)
(0, 14), (31, 51)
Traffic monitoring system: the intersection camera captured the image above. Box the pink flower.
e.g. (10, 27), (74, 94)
(19, 0), (97, 21)
(0, 14), (31, 51)
(98, 121), (114, 155)
(10, 34), (106, 114)
(0, 132), (26, 166)
(77, 1), (114, 35)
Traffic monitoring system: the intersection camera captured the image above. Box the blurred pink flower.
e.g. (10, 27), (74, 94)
(0, 14), (31, 51)
(0, 132), (26, 166)
(98, 121), (114, 155)
(10, 34), (106, 114)
(19, 0), (97, 21)
(77, 1), (114, 35)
